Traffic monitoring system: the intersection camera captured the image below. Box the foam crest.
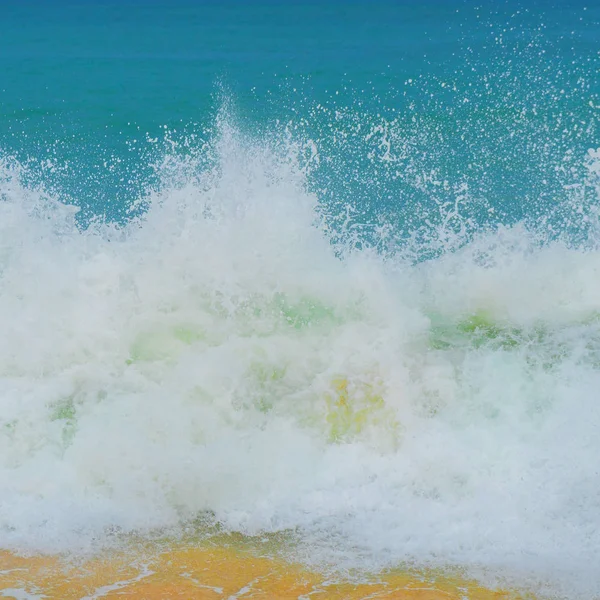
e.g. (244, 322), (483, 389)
(1, 128), (600, 597)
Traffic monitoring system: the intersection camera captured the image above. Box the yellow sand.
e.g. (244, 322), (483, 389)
(0, 544), (535, 599)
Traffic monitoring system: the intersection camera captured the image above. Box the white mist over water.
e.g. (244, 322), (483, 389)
(1, 123), (600, 597)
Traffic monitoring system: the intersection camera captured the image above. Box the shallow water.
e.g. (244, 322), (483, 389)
(0, 540), (536, 600)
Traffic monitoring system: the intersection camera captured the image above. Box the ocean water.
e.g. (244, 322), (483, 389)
(1, 0), (600, 597)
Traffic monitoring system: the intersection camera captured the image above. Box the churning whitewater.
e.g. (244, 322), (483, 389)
(1, 122), (600, 597)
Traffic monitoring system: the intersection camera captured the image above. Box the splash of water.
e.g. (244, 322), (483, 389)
(1, 114), (600, 597)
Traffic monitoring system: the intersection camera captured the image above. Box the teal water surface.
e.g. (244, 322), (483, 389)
(1, 1), (598, 232)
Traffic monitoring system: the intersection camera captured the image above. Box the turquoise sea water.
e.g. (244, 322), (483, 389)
(1, 2), (600, 598)
(2, 1), (598, 227)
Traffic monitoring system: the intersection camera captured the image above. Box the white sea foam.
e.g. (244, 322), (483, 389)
(0, 125), (599, 598)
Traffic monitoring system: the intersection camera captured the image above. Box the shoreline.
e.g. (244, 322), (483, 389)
(0, 543), (536, 600)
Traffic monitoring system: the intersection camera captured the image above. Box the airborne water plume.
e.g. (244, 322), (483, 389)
(1, 116), (600, 597)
